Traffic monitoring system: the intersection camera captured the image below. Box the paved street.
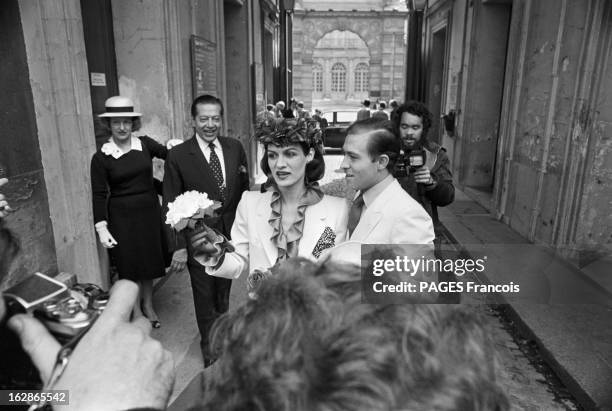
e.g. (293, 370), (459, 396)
(483, 305), (578, 410)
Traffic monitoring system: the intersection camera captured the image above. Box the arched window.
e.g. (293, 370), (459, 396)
(313, 64), (323, 92)
(354, 63), (369, 93)
(331, 63), (346, 92)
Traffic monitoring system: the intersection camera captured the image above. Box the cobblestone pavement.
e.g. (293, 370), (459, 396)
(480, 305), (579, 411)
(436, 231), (580, 410)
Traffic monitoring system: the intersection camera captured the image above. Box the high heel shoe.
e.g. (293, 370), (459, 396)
(150, 320), (161, 329)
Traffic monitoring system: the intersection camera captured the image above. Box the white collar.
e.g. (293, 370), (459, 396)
(101, 137), (142, 159)
(195, 134), (220, 150)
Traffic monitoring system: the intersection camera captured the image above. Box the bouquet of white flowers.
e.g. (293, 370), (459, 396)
(165, 191), (221, 232)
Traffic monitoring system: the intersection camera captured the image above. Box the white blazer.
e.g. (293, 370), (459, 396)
(350, 179), (434, 245)
(205, 190), (349, 279)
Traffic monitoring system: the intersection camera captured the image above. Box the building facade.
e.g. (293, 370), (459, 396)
(292, 0), (408, 108)
(0, 0), (291, 287)
(417, 0), (612, 265)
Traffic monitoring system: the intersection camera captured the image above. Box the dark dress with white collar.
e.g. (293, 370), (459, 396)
(91, 136), (168, 281)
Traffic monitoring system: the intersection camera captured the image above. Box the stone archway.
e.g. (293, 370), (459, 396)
(292, 10), (407, 110)
(302, 17), (382, 64)
(312, 30), (370, 103)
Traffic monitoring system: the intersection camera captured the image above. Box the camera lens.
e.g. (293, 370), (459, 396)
(92, 293), (110, 311)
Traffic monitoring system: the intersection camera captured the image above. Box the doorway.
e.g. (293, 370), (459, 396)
(461, 2), (512, 198)
(426, 26), (448, 145)
(80, 0), (119, 149)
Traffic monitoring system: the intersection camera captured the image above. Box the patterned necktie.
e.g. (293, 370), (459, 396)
(208, 142), (225, 200)
(347, 193), (364, 236)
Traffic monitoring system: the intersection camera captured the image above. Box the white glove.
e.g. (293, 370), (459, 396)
(166, 139), (183, 149)
(96, 222), (118, 248)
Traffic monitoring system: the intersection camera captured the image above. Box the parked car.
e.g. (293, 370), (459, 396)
(321, 111), (355, 152)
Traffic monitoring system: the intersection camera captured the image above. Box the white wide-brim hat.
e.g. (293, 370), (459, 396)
(98, 96), (142, 117)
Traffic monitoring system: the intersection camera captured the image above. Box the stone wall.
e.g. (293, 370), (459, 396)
(447, 0), (612, 259)
(16, 0), (100, 284)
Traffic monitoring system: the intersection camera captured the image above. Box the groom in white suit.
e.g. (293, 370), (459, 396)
(340, 118), (434, 245)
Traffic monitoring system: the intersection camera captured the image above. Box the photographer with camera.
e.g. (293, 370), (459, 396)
(391, 101), (455, 239)
(1, 179), (175, 410)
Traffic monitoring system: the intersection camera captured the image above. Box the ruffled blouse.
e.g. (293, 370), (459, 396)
(267, 182), (323, 263)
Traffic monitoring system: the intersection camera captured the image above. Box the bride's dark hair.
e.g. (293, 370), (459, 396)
(255, 117), (325, 183)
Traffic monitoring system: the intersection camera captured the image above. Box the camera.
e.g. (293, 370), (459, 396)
(395, 149), (426, 177)
(1, 272), (109, 389)
(406, 149), (426, 170)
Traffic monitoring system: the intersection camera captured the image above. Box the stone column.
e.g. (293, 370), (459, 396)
(18, 0), (101, 284)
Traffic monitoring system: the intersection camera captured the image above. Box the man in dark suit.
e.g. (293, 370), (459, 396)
(163, 94), (249, 366)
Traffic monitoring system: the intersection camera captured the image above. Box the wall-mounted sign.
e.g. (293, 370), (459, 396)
(253, 63), (265, 114)
(191, 35), (217, 98)
(90, 72), (107, 87)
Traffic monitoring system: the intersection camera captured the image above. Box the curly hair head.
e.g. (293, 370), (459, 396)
(254, 117), (323, 149)
(256, 117), (325, 183)
(199, 258), (509, 411)
(391, 100), (433, 148)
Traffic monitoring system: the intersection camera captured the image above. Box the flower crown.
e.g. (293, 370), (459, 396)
(254, 117), (323, 149)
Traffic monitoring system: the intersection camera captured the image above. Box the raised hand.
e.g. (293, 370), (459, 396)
(9, 280), (176, 410)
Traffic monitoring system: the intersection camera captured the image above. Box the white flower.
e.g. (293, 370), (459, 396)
(165, 191), (215, 228)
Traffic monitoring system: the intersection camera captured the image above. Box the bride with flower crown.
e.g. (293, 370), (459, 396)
(189, 117), (349, 288)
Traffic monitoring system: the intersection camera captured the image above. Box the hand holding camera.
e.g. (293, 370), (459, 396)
(396, 149), (425, 177)
(7, 280), (175, 410)
(412, 166), (435, 186)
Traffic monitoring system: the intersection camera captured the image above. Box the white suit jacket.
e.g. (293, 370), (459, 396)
(349, 179), (434, 245)
(206, 190), (349, 279)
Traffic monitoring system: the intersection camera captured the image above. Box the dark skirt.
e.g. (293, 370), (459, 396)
(108, 191), (168, 281)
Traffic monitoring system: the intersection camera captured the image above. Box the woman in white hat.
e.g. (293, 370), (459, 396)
(90, 96), (170, 328)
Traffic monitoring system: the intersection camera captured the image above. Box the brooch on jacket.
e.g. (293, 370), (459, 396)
(312, 226), (336, 258)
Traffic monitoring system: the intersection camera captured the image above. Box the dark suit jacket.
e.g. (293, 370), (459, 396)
(163, 135), (249, 252)
(356, 108), (371, 121)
